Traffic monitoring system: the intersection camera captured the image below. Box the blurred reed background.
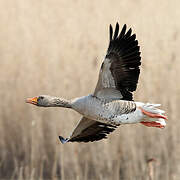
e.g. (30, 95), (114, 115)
(0, 0), (179, 179)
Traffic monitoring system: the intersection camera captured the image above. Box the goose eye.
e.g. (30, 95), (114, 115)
(38, 96), (44, 101)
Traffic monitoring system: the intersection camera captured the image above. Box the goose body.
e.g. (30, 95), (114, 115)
(71, 95), (138, 125)
(26, 23), (167, 143)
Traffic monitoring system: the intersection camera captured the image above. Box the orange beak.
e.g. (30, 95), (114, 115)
(26, 97), (38, 105)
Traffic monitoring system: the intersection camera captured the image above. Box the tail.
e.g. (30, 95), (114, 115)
(135, 102), (167, 129)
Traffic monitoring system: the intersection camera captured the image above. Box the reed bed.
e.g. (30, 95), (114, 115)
(0, 0), (179, 179)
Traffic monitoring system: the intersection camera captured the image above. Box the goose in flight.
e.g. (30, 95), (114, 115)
(26, 23), (167, 143)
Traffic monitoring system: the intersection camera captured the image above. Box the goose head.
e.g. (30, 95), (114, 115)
(26, 95), (53, 107)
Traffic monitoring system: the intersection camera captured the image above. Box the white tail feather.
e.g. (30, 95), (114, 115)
(135, 102), (167, 128)
(136, 102), (165, 114)
(142, 104), (165, 114)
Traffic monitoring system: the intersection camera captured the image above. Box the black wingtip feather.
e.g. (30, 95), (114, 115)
(125, 28), (132, 38)
(109, 24), (113, 41)
(119, 24), (127, 39)
(113, 23), (119, 40)
(59, 136), (69, 144)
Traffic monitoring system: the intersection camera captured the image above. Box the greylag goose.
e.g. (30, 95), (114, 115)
(26, 23), (167, 143)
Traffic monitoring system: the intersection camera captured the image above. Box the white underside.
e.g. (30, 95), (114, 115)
(113, 107), (143, 124)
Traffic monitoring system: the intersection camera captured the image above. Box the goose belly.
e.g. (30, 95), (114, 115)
(111, 110), (142, 125)
(84, 107), (141, 126)
(82, 100), (140, 125)
(89, 110), (142, 125)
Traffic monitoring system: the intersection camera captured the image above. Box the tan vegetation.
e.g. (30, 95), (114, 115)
(0, 0), (179, 179)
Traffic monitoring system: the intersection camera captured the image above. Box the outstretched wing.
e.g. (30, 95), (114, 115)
(59, 117), (118, 143)
(94, 23), (141, 101)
